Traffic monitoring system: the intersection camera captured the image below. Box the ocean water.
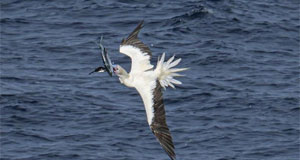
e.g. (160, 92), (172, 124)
(1, 0), (299, 160)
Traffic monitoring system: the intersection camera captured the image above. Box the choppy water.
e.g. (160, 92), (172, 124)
(1, 0), (299, 160)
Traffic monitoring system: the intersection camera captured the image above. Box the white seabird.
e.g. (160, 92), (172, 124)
(112, 21), (188, 160)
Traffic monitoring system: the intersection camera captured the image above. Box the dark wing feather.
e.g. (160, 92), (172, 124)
(150, 81), (176, 160)
(121, 20), (152, 57)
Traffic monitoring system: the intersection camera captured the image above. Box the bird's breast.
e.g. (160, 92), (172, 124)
(130, 71), (156, 87)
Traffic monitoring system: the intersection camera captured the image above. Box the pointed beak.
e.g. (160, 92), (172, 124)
(112, 65), (117, 73)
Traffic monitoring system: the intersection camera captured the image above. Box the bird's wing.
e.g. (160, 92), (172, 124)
(119, 21), (153, 74)
(135, 79), (176, 160)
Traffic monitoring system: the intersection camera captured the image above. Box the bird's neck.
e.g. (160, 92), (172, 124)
(118, 72), (134, 88)
(119, 73), (129, 82)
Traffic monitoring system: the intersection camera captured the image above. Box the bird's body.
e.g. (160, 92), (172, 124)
(123, 71), (156, 124)
(111, 21), (188, 160)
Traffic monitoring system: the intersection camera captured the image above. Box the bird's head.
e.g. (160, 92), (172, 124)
(89, 66), (105, 75)
(113, 65), (127, 77)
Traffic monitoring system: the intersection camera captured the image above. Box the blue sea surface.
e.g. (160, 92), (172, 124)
(1, 0), (299, 160)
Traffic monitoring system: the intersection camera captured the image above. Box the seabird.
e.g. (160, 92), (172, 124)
(111, 21), (188, 160)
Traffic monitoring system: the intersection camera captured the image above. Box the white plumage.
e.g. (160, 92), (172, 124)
(113, 21), (187, 160)
(117, 46), (187, 125)
(120, 45), (153, 74)
(155, 52), (187, 89)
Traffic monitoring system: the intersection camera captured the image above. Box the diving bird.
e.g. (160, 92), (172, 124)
(112, 21), (188, 160)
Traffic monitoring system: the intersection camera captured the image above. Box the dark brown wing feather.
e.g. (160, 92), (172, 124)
(121, 20), (152, 57)
(150, 81), (176, 160)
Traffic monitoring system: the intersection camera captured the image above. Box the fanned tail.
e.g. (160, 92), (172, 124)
(155, 53), (188, 89)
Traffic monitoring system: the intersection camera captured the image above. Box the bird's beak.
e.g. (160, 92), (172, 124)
(112, 65), (117, 73)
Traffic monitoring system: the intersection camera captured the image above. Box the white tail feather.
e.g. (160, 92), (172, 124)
(155, 53), (188, 89)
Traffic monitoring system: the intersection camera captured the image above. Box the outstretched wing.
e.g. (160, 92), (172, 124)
(135, 80), (176, 160)
(119, 21), (153, 74)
